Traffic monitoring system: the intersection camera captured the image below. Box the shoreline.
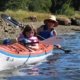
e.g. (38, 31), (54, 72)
(0, 21), (80, 39)
(27, 21), (80, 35)
(55, 25), (80, 35)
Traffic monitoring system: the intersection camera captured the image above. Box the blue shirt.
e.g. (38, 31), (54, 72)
(38, 25), (56, 39)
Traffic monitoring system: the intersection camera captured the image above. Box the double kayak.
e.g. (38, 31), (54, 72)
(0, 42), (53, 71)
(0, 14), (61, 71)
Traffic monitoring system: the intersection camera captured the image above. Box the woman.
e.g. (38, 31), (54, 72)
(37, 15), (61, 48)
(37, 15), (58, 40)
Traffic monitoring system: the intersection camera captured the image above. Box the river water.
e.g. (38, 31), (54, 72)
(0, 32), (80, 80)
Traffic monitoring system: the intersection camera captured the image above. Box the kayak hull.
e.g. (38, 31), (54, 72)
(0, 43), (53, 71)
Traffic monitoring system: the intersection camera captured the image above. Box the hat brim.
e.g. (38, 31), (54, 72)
(44, 19), (58, 27)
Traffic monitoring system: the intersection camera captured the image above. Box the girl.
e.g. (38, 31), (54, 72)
(18, 25), (39, 49)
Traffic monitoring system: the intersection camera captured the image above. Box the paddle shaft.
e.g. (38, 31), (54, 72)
(54, 45), (71, 53)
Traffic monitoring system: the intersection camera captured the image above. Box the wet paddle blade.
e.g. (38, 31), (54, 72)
(57, 47), (72, 53)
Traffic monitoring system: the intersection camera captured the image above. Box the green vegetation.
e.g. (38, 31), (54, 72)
(0, 0), (80, 16)
(0, 10), (80, 23)
(0, 0), (80, 22)
(1, 10), (51, 22)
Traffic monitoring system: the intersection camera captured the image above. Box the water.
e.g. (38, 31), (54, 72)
(0, 32), (80, 80)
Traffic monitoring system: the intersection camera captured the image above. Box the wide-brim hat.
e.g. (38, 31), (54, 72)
(44, 15), (58, 27)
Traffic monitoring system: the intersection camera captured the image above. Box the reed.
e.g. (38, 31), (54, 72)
(1, 10), (51, 22)
(0, 9), (80, 22)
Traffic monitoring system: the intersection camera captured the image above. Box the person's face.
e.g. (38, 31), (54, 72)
(47, 21), (55, 29)
(25, 30), (34, 38)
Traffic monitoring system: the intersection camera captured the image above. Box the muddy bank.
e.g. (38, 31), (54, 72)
(0, 21), (80, 39)
(55, 25), (80, 35)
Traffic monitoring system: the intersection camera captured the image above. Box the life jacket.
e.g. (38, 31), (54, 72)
(39, 30), (50, 39)
(38, 25), (55, 40)
(18, 33), (38, 44)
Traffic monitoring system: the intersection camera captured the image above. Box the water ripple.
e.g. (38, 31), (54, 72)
(1, 32), (80, 80)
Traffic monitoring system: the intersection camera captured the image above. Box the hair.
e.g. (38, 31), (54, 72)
(22, 24), (36, 37)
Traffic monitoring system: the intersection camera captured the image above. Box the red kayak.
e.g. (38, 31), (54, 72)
(0, 42), (53, 71)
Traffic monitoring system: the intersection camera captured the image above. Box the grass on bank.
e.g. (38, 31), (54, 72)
(0, 10), (80, 22)
(0, 10), (51, 22)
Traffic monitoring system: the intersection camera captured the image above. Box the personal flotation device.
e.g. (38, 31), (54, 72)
(38, 25), (56, 40)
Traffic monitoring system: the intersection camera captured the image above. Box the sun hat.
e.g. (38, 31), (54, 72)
(44, 15), (58, 27)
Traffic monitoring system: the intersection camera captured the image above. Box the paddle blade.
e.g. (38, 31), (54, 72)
(1, 14), (20, 28)
(40, 37), (63, 45)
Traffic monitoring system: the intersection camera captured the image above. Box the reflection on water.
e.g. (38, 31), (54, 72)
(0, 32), (80, 80)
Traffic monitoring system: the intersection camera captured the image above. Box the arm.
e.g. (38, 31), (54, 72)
(53, 29), (57, 36)
(51, 29), (57, 37)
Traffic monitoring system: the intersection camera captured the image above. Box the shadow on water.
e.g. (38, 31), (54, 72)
(0, 32), (80, 80)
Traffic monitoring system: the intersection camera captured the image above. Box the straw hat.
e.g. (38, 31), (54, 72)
(44, 15), (58, 27)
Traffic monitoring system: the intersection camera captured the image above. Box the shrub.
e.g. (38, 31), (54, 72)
(60, 4), (75, 16)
